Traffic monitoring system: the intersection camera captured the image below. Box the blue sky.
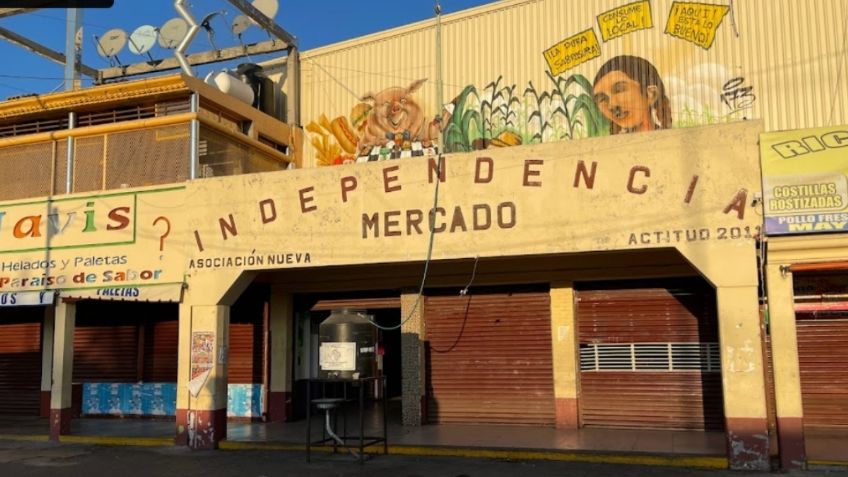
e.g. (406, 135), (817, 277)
(0, 0), (494, 99)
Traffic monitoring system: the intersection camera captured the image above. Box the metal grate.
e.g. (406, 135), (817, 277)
(0, 116), (69, 138)
(580, 343), (720, 372)
(72, 136), (105, 193)
(105, 125), (190, 189)
(76, 99), (189, 128)
(199, 126), (281, 177)
(0, 141), (55, 200)
(0, 99), (188, 139)
(53, 140), (68, 195)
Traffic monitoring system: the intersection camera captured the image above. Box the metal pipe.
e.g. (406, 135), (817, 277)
(65, 111), (75, 194)
(63, 8), (83, 90)
(190, 93), (200, 179)
(174, 0), (200, 77)
(434, 1), (443, 153)
(788, 261), (848, 274)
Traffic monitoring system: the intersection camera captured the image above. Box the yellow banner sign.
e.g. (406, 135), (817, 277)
(0, 187), (186, 293)
(0, 195), (135, 253)
(761, 126), (848, 235)
(664, 1), (729, 49)
(597, 0), (653, 42)
(543, 29), (601, 76)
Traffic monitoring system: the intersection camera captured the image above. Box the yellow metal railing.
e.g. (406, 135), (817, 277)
(0, 113), (296, 201)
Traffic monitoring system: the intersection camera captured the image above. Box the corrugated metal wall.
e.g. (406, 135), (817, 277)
(295, 0), (848, 167)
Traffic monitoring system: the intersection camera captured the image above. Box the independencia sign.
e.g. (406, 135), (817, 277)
(186, 121), (764, 272)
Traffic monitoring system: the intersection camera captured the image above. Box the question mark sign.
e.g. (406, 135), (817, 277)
(153, 216), (171, 252)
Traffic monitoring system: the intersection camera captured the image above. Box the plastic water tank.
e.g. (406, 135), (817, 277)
(318, 309), (377, 380)
(203, 70), (255, 106)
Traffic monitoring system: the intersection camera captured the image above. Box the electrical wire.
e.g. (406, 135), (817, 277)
(728, 0), (740, 38)
(368, 154), (443, 332)
(309, 60), (362, 102)
(459, 255), (479, 296)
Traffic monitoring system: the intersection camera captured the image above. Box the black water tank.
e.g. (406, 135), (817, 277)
(236, 63), (276, 118)
(318, 309), (377, 380)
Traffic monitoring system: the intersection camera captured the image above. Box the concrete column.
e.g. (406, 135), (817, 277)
(40, 306), (55, 418)
(175, 304), (230, 449)
(717, 285), (770, 471)
(175, 303), (192, 446)
(765, 265), (806, 470)
(550, 282), (579, 428)
(268, 287), (293, 422)
(400, 291), (426, 426)
(49, 300), (75, 441)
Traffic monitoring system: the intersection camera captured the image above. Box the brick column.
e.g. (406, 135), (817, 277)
(49, 300), (75, 441)
(400, 291), (426, 426)
(268, 287), (293, 422)
(717, 285), (770, 471)
(550, 282), (579, 428)
(765, 265), (806, 470)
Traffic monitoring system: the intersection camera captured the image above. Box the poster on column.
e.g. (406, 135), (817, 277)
(760, 125), (848, 235)
(189, 331), (215, 397)
(190, 331), (215, 379)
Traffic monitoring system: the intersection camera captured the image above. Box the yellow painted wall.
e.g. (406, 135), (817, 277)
(185, 120), (763, 294)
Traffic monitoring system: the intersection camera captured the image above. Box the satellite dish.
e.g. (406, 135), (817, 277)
(199, 11), (222, 50)
(95, 28), (127, 58)
(232, 15), (251, 36)
(250, 0), (279, 24)
(128, 25), (158, 55)
(159, 17), (189, 49)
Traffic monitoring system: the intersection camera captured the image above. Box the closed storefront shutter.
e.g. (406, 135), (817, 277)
(577, 284), (724, 431)
(229, 285), (267, 385)
(0, 308), (43, 415)
(425, 290), (555, 425)
(73, 319), (138, 382)
(229, 320), (263, 384)
(73, 302), (178, 383)
(73, 301), (137, 382)
(143, 319), (178, 382)
(796, 314), (848, 427)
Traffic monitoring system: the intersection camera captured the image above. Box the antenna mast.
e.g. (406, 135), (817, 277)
(64, 8), (83, 90)
(435, 0), (444, 153)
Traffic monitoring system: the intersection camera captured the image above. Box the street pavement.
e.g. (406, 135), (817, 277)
(0, 440), (843, 476)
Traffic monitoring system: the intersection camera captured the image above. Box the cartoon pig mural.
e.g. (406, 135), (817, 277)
(357, 78), (444, 155)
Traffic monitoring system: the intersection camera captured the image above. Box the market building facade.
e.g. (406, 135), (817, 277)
(1, 0), (847, 472)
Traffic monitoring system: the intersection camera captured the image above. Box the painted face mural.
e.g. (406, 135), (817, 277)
(592, 55), (672, 135)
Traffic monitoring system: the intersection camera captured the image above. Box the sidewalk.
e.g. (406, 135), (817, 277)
(1, 408), (845, 470)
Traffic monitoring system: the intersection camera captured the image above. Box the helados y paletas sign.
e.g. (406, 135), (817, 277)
(0, 187), (185, 294)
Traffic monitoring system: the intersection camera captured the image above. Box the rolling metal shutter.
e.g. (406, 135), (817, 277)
(73, 302), (178, 383)
(73, 317), (138, 382)
(796, 313), (848, 428)
(229, 286), (267, 385)
(143, 319), (178, 382)
(577, 285), (724, 430)
(425, 290), (555, 425)
(0, 308), (43, 416)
